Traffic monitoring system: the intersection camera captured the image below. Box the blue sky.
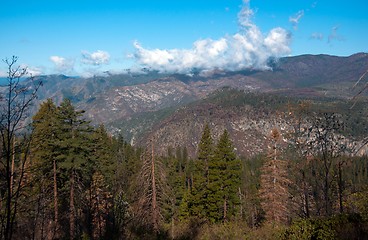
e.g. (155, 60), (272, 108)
(0, 0), (367, 77)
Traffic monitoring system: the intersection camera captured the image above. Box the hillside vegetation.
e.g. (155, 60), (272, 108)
(1, 54), (368, 239)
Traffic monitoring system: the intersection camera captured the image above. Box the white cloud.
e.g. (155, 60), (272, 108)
(0, 63), (42, 77)
(238, 0), (255, 29)
(264, 28), (291, 54)
(132, 0), (291, 73)
(328, 26), (344, 43)
(310, 32), (324, 40)
(81, 50), (110, 65)
(50, 56), (75, 74)
(289, 10), (304, 30)
(23, 65), (43, 76)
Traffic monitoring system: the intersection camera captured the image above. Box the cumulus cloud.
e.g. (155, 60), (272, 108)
(310, 32), (324, 40)
(81, 50), (110, 65)
(289, 10), (304, 30)
(328, 26), (344, 43)
(23, 65), (43, 76)
(50, 56), (74, 73)
(132, 0), (291, 73)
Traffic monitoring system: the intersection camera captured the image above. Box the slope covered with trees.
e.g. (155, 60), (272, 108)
(2, 96), (368, 239)
(1, 57), (368, 239)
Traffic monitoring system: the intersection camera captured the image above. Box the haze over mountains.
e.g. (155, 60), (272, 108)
(16, 53), (368, 156)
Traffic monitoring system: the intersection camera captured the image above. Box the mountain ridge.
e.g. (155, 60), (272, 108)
(7, 53), (367, 155)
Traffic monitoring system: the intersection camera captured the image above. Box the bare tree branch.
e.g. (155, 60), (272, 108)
(350, 68), (368, 109)
(0, 56), (42, 240)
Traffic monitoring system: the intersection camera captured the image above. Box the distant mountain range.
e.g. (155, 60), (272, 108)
(8, 53), (368, 156)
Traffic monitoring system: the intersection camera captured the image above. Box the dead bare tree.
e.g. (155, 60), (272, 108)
(305, 112), (351, 216)
(351, 68), (368, 105)
(132, 139), (169, 235)
(350, 68), (368, 156)
(0, 56), (42, 240)
(259, 128), (291, 224)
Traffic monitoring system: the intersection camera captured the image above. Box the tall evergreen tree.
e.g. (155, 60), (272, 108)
(110, 135), (142, 238)
(91, 124), (114, 183)
(90, 171), (112, 240)
(30, 98), (61, 238)
(56, 98), (93, 240)
(179, 156), (195, 219)
(207, 129), (241, 222)
(190, 123), (213, 218)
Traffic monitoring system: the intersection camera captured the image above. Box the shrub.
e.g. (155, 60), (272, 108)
(280, 219), (335, 240)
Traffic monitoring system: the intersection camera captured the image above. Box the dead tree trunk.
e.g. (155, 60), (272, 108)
(0, 56), (41, 240)
(302, 170), (310, 218)
(133, 139), (170, 235)
(53, 159), (59, 238)
(69, 170), (75, 240)
(151, 142), (159, 232)
(337, 161), (344, 214)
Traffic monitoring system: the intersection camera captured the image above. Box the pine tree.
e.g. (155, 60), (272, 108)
(88, 126), (116, 239)
(91, 125), (114, 183)
(179, 156), (194, 219)
(207, 129), (241, 222)
(30, 98), (61, 238)
(114, 135), (142, 194)
(109, 135), (142, 237)
(190, 123), (213, 218)
(259, 128), (291, 224)
(56, 98), (93, 240)
(163, 147), (186, 225)
(90, 171), (112, 240)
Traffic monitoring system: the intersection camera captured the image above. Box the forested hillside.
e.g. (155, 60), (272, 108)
(20, 53), (368, 139)
(1, 56), (368, 239)
(139, 88), (368, 158)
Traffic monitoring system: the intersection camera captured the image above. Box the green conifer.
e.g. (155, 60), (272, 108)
(31, 98), (61, 237)
(190, 123), (213, 218)
(56, 98), (93, 239)
(208, 129), (241, 222)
